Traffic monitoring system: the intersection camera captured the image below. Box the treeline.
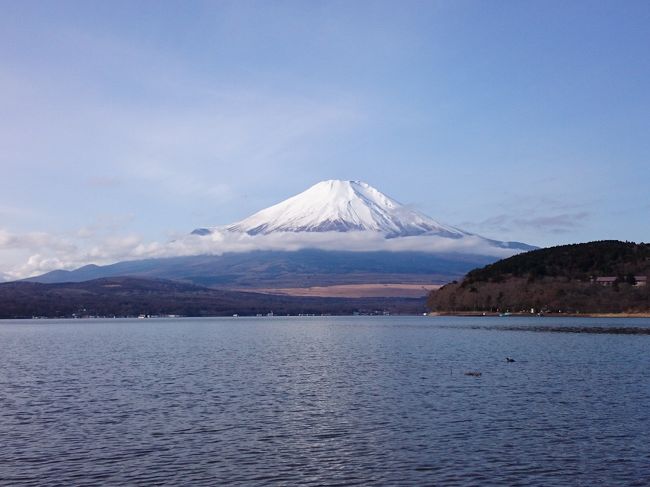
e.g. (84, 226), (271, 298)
(428, 241), (650, 313)
(0, 277), (426, 319)
(427, 277), (650, 313)
(466, 240), (650, 284)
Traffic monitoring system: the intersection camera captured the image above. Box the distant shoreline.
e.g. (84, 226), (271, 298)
(246, 283), (441, 298)
(428, 311), (650, 318)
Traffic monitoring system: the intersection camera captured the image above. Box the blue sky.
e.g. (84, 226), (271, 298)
(1, 1), (649, 278)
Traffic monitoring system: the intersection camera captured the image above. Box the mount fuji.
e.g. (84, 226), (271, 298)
(192, 179), (531, 251)
(29, 180), (534, 292)
(226, 179), (463, 238)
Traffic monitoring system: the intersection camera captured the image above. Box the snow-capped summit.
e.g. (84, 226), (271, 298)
(191, 179), (534, 253)
(204, 180), (468, 238)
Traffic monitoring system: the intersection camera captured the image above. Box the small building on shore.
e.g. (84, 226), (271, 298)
(593, 277), (617, 286)
(592, 276), (647, 287)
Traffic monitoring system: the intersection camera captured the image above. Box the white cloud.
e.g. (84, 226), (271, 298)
(0, 226), (521, 281)
(0, 229), (78, 253)
(0, 228), (146, 281)
(157, 230), (520, 258)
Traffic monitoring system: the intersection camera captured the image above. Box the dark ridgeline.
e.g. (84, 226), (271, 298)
(428, 240), (650, 313)
(0, 277), (426, 319)
(25, 250), (494, 287)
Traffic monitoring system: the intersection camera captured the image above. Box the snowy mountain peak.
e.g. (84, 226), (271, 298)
(220, 179), (468, 238)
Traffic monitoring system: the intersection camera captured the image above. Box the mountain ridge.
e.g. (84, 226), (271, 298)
(27, 250), (496, 288)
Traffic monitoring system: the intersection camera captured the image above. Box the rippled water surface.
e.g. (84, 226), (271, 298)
(1, 316), (649, 486)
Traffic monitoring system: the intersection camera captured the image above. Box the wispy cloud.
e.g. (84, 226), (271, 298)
(0, 230), (152, 281)
(117, 90), (363, 202)
(460, 190), (593, 238)
(0, 204), (38, 220)
(0, 229), (77, 254)
(85, 176), (122, 188)
(463, 211), (590, 235)
(461, 214), (512, 234)
(0, 21), (367, 234)
(75, 214), (136, 240)
(0, 226), (522, 282)
(512, 212), (590, 233)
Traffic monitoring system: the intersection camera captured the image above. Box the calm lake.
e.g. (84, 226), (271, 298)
(1, 316), (649, 486)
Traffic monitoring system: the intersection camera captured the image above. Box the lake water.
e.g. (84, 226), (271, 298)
(1, 316), (649, 486)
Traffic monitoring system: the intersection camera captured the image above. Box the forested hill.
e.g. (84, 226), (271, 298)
(428, 241), (650, 314)
(465, 241), (650, 283)
(0, 277), (426, 319)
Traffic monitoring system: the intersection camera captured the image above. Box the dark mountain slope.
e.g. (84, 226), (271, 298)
(27, 250), (497, 288)
(428, 241), (650, 313)
(465, 240), (650, 283)
(0, 277), (425, 319)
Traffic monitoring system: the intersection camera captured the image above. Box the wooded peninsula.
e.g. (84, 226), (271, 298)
(427, 241), (650, 314)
